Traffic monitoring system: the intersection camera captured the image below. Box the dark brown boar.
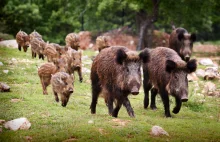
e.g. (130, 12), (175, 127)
(90, 46), (148, 117)
(38, 60), (68, 95)
(96, 36), (110, 52)
(51, 72), (74, 107)
(140, 47), (197, 117)
(16, 30), (30, 52)
(30, 38), (45, 60)
(169, 27), (196, 62)
(65, 33), (80, 50)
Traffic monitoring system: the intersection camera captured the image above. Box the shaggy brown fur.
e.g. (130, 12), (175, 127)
(140, 47), (197, 117)
(16, 30), (30, 52)
(51, 72), (74, 107)
(90, 46), (148, 117)
(29, 30), (42, 41)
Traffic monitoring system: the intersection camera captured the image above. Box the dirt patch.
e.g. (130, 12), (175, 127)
(111, 118), (131, 128)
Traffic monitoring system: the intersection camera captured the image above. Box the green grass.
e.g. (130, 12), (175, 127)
(0, 46), (220, 142)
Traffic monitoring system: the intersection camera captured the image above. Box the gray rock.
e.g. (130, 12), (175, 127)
(0, 82), (10, 92)
(150, 125), (169, 136)
(199, 58), (214, 66)
(204, 67), (219, 80)
(187, 72), (198, 82)
(196, 69), (205, 78)
(4, 117), (31, 131)
(0, 62), (3, 66)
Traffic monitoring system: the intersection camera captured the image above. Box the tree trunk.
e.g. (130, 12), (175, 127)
(136, 0), (160, 50)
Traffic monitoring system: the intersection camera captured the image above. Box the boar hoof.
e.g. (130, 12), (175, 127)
(172, 107), (180, 114)
(129, 112), (135, 118)
(55, 98), (59, 102)
(62, 103), (67, 107)
(165, 113), (171, 118)
(43, 91), (48, 95)
(80, 78), (83, 83)
(150, 106), (157, 110)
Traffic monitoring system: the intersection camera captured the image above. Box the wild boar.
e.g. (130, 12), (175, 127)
(140, 47), (197, 117)
(16, 30), (30, 52)
(69, 49), (83, 82)
(29, 30), (42, 41)
(96, 36), (110, 52)
(38, 61), (68, 95)
(65, 33), (80, 50)
(51, 72), (74, 107)
(30, 38), (45, 60)
(169, 27), (196, 62)
(90, 46), (148, 117)
(43, 42), (62, 63)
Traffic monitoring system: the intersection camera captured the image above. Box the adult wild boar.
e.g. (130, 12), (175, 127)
(90, 46), (149, 117)
(51, 72), (74, 107)
(140, 47), (197, 117)
(169, 27), (196, 62)
(16, 30), (30, 52)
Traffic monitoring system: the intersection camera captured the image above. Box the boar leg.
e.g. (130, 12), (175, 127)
(90, 72), (101, 114)
(143, 71), (152, 109)
(18, 45), (21, 51)
(40, 77), (48, 95)
(150, 88), (158, 110)
(61, 94), (68, 107)
(143, 83), (152, 109)
(53, 91), (59, 102)
(77, 68), (83, 83)
(159, 88), (171, 117)
(172, 97), (182, 114)
(123, 97), (135, 117)
(31, 51), (35, 58)
(112, 98), (123, 118)
(107, 96), (114, 115)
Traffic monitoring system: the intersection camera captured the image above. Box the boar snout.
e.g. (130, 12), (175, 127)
(185, 55), (190, 62)
(181, 94), (188, 102)
(131, 86), (139, 95)
(69, 88), (74, 93)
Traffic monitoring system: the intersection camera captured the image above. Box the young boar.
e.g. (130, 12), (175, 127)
(140, 47), (197, 117)
(29, 30), (42, 41)
(69, 49), (83, 82)
(43, 42), (62, 63)
(65, 33), (80, 50)
(96, 36), (110, 52)
(90, 46), (148, 117)
(16, 30), (30, 52)
(38, 61), (67, 95)
(51, 72), (74, 107)
(169, 27), (196, 62)
(30, 38), (45, 60)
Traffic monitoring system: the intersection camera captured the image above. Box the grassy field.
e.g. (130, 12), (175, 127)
(0, 46), (220, 142)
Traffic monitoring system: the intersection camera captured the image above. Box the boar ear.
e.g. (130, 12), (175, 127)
(190, 33), (196, 42)
(178, 32), (184, 41)
(187, 59), (197, 73)
(116, 49), (127, 65)
(139, 48), (150, 63)
(166, 60), (176, 73)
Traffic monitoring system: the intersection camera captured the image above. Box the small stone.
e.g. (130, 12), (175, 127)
(0, 62), (3, 66)
(88, 120), (94, 124)
(150, 125), (169, 136)
(199, 58), (214, 66)
(0, 120), (5, 125)
(196, 69), (205, 78)
(0, 82), (10, 92)
(187, 72), (198, 82)
(3, 70), (9, 74)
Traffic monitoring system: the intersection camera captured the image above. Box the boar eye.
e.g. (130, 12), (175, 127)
(126, 68), (129, 72)
(73, 58), (75, 60)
